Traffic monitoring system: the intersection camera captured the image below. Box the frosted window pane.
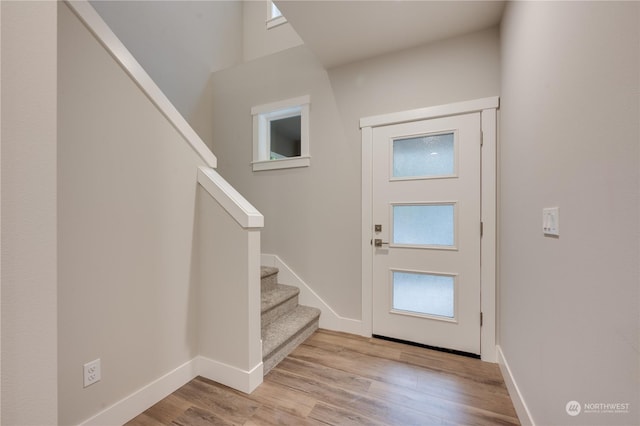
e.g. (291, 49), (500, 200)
(393, 271), (454, 318)
(393, 204), (454, 246)
(393, 133), (454, 178)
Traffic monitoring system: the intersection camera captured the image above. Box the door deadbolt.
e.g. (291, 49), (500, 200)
(374, 239), (389, 247)
(375, 224), (382, 233)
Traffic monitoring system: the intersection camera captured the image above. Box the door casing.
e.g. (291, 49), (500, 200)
(360, 97), (499, 362)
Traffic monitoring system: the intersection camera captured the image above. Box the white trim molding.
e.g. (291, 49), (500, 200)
(266, 0), (287, 29)
(196, 356), (263, 395)
(360, 96), (499, 129)
(64, 0), (217, 168)
(198, 167), (264, 229)
(480, 107), (498, 362)
(252, 95), (310, 172)
(77, 356), (263, 426)
(252, 156), (311, 171)
(261, 254), (364, 335)
(497, 346), (535, 426)
(251, 95), (310, 116)
(79, 359), (198, 426)
(360, 97), (499, 360)
(360, 126), (374, 337)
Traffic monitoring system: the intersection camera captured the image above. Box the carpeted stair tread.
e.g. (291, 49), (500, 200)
(260, 266), (279, 292)
(260, 264), (321, 374)
(260, 266), (279, 279)
(262, 305), (321, 358)
(261, 284), (299, 314)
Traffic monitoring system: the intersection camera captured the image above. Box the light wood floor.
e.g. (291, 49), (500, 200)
(126, 330), (520, 425)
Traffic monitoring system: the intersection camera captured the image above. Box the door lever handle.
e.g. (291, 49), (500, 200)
(374, 239), (389, 247)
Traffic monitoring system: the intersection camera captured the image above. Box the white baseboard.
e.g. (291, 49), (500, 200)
(196, 356), (263, 394)
(496, 345), (535, 426)
(78, 356), (263, 425)
(79, 358), (198, 426)
(261, 253), (363, 336)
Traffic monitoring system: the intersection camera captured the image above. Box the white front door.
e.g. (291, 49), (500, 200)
(371, 112), (481, 355)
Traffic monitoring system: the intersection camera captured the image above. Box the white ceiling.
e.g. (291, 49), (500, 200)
(275, 0), (506, 69)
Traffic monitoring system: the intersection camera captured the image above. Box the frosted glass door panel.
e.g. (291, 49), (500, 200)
(392, 271), (455, 318)
(393, 133), (454, 178)
(393, 204), (455, 247)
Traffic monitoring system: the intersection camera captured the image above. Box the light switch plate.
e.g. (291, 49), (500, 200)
(543, 207), (559, 236)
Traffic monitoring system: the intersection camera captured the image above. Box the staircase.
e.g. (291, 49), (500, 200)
(261, 266), (320, 374)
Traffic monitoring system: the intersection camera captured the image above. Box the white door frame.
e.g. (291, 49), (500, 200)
(360, 96), (499, 362)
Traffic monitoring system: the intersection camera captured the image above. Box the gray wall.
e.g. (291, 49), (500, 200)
(499, 2), (639, 425)
(58, 4), (207, 423)
(242, 0), (303, 63)
(90, 0), (243, 146)
(90, 0), (305, 149)
(211, 27), (500, 319)
(1, 2), (58, 424)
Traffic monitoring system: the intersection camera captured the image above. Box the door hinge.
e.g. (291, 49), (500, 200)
(480, 221), (484, 237)
(480, 131), (484, 147)
(480, 312), (483, 327)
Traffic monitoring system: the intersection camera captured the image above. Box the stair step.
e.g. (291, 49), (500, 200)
(262, 305), (320, 375)
(260, 266), (279, 291)
(261, 284), (299, 329)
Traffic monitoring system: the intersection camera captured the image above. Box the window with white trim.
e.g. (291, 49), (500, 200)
(252, 95), (310, 171)
(266, 0), (287, 29)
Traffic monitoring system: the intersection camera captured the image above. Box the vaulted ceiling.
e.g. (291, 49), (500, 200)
(275, 1), (506, 68)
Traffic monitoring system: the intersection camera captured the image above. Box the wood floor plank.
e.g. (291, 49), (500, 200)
(308, 330), (506, 389)
(294, 333), (512, 407)
(126, 330), (520, 426)
(400, 350), (507, 387)
(307, 402), (386, 426)
(275, 356), (373, 394)
(171, 406), (234, 426)
(173, 378), (260, 425)
(265, 368), (371, 411)
(124, 412), (167, 426)
(267, 368), (458, 426)
(247, 379), (316, 419)
(368, 378), (519, 426)
(413, 371), (518, 417)
(289, 342), (420, 389)
(303, 330), (404, 361)
(130, 395), (193, 425)
(243, 404), (325, 426)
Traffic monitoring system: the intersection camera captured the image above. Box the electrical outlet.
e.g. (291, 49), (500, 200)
(83, 359), (101, 388)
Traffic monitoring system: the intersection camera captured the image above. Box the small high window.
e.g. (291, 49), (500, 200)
(252, 95), (310, 171)
(266, 0), (287, 29)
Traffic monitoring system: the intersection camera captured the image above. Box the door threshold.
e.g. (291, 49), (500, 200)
(372, 334), (480, 359)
